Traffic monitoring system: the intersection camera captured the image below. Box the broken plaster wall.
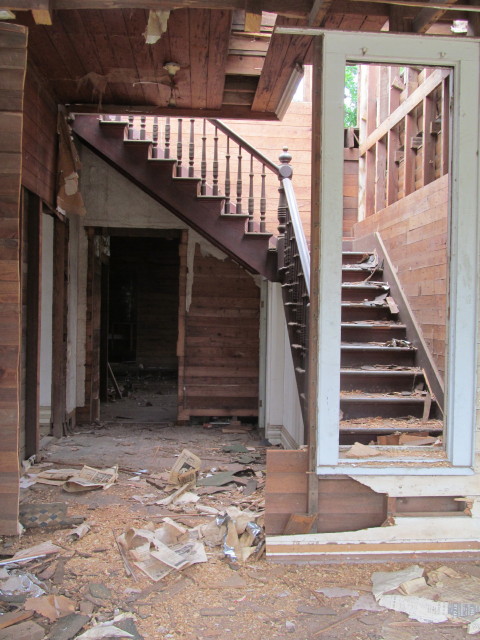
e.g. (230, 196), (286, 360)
(265, 282), (304, 447)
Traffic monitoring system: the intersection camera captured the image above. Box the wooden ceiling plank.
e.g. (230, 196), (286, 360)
(206, 9), (232, 109)
(123, 7), (164, 106)
(59, 10), (115, 105)
(188, 8), (210, 108)
(164, 8), (191, 109)
(101, 9), (146, 105)
(412, 0), (458, 32)
(78, 9), (132, 105)
(1, 1), (311, 18)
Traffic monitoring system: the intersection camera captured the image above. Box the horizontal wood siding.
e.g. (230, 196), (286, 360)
(265, 449), (387, 535)
(353, 175), (448, 376)
(0, 23), (27, 535)
(22, 61), (57, 206)
(180, 246), (260, 418)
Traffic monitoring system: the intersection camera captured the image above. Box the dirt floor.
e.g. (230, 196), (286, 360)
(2, 411), (480, 639)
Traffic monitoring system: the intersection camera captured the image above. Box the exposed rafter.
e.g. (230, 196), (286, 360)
(412, 0), (458, 32)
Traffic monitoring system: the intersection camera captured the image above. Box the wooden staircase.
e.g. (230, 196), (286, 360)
(72, 114), (443, 442)
(339, 250), (442, 444)
(72, 116), (278, 281)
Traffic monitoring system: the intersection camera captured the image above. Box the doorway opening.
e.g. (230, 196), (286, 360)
(101, 231), (181, 425)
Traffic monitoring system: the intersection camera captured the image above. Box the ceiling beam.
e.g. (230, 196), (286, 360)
(412, 0), (458, 31)
(308, 0), (335, 26)
(0, 0), (310, 18)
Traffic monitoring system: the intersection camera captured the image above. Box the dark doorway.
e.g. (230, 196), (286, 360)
(102, 232), (181, 423)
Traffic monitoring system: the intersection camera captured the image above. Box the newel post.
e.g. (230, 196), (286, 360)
(277, 146), (292, 271)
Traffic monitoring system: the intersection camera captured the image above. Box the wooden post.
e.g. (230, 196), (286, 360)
(0, 22), (27, 535)
(176, 118), (183, 176)
(260, 163), (266, 233)
(422, 93), (436, 185)
(441, 75), (450, 176)
(224, 136), (231, 213)
(387, 67), (401, 204)
(236, 144), (243, 215)
(152, 116), (158, 158)
(375, 137), (387, 212)
(213, 125), (219, 195)
(165, 116), (171, 159)
(201, 119), (207, 195)
(24, 191), (42, 458)
(365, 66), (378, 215)
(248, 155), (254, 231)
(404, 111), (416, 196)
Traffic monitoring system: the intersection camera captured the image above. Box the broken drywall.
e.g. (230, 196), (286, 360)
(79, 146), (188, 230)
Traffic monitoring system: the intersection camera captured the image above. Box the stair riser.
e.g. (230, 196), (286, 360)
(340, 400), (425, 419)
(342, 287), (388, 302)
(341, 326), (406, 342)
(342, 269), (383, 283)
(341, 373), (424, 393)
(342, 252), (373, 265)
(342, 306), (390, 322)
(341, 350), (416, 367)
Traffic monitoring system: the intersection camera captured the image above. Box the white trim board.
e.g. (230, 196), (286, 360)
(312, 31), (480, 474)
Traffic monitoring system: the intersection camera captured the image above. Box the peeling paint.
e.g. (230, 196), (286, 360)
(351, 474), (480, 498)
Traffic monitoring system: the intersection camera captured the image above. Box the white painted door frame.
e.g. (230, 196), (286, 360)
(309, 31), (480, 473)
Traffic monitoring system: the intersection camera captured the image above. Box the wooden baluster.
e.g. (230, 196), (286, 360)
(140, 115), (146, 140)
(128, 115), (134, 140)
(201, 119), (207, 195)
(277, 147), (292, 272)
(152, 116), (158, 158)
(247, 155), (254, 232)
(176, 118), (183, 177)
(164, 117), (171, 159)
(236, 144), (242, 215)
(188, 118), (195, 177)
(213, 126), (219, 196)
(260, 163), (266, 233)
(224, 137), (231, 213)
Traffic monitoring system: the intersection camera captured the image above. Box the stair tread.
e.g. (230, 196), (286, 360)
(341, 344), (416, 351)
(341, 367), (422, 374)
(341, 321), (405, 328)
(340, 392), (427, 402)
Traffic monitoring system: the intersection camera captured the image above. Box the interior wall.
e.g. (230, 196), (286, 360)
(353, 175), (448, 377)
(66, 214), (79, 417)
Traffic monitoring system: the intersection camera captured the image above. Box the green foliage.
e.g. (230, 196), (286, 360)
(344, 65), (358, 128)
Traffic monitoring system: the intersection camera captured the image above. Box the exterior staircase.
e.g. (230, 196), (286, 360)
(339, 249), (442, 445)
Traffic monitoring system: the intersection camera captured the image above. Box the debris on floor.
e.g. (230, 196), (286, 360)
(2, 422), (479, 639)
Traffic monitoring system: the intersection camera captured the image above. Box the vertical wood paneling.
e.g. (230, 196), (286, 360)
(179, 246), (260, 419)
(22, 61), (57, 206)
(0, 23), (27, 536)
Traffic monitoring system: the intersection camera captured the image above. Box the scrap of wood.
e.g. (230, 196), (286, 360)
(283, 513), (317, 535)
(386, 296), (399, 315)
(31, 9), (52, 24)
(314, 610), (364, 636)
(422, 391), (432, 422)
(112, 530), (137, 581)
(0, 610), (34, 631)
(107, 362), (122, 399)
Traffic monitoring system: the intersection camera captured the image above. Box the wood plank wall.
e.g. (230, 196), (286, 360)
(179, 246), (260, 419)
(0, 23), (27, 535)
(343, 149), (359, 237)
(22, 60), (57, 208)
(265, 449), (387, 535)
(353, 175), (448, 376)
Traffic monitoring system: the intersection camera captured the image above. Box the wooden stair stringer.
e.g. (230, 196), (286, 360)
(72, 116), (278, 281)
